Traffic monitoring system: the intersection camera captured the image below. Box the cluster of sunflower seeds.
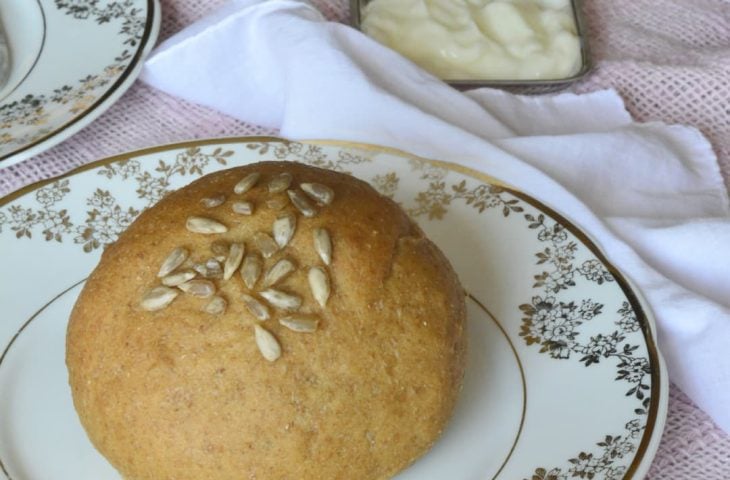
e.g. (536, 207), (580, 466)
(141, 246), (229, 315)
(141, 169), (339, 363)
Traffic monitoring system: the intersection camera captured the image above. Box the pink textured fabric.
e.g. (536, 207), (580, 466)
(1, 0), (729, 477)
(574, 0), (730, 193)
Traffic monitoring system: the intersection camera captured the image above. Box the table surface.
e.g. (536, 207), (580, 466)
(1, 0), (729, 477)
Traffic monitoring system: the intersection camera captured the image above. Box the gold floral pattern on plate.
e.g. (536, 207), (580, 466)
(0, 138), (667, 480)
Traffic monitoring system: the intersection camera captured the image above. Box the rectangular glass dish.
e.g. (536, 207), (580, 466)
(349, 0), (592, 91)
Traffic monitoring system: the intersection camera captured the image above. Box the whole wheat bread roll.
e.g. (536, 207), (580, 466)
(67, 161), (467, 480)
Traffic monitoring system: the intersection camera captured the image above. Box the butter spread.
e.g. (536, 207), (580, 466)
(360, 0), (582, 81)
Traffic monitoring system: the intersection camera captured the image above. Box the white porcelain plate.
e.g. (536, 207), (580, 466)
(0, 0), (160, 166)
(0, 138), (668, 479)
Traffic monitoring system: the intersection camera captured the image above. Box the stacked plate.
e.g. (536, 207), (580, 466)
(0, 0), (160, 167)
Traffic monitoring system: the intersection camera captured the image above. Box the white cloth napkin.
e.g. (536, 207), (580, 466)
(140, 0), (730, 433)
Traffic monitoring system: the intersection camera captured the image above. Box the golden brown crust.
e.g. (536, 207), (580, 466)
(66, 161), (466, 480)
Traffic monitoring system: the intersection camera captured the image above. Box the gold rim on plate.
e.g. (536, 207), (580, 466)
(0, 136), (665, 479)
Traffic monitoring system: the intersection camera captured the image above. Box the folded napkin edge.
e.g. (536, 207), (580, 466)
(641, 120), (730, 215)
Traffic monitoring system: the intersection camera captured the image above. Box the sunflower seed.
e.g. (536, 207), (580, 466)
(308, 267), (330, 307)
(200, 194), (226, 208)
(313, 228), (332, 265)
(240, 253), (263, 289)
(253, 232), (279, 258)
(140, 286), (179, 311)
(268, 172), (293, 193)
(178, 279), (216, 297)
(242, 293), (270, 321)
(254, 324), (281, 362)
(262, 258), (296, 287)
(157, 247), (189, 277)
(300, 183), (334, 205)
(223, 242), (245, 280)
(260, 289), (302, 311)
(186, 216), (227, 234)
(287, 189), (317, 217)
(279, 315), (319, 333)
(234, 172), (260, 194)
(194, 258), (223, 278)
(203, 295), (227, 315)
(232, 201), (254, 215)
(206, 258), (222, 275)
(161, 269), (196, 287)
(266, 196), (289, 210)
(273, 212), (296, 248)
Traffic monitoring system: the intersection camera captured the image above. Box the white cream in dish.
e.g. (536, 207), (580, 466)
(360, 0), (582, 81)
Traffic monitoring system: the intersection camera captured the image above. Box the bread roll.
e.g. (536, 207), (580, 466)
(67, 161), (467, 480)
